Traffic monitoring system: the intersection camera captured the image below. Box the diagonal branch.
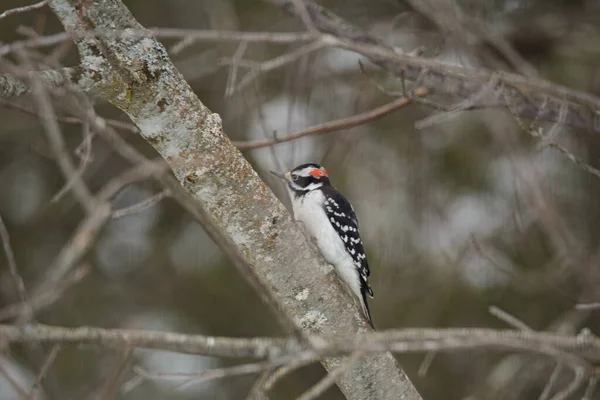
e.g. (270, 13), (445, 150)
(234, 88), (429, 150)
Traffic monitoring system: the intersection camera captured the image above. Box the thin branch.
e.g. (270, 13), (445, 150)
(245, 370), (271, 400)
(0, 1), (48, 20)
(50, 114), (95, 204)
(0, 100), (138, 134)
(0, 264), (89, 322)
(547, 143), (600, 180)
(415, 73), (501, 130)
(111, 189), (170, 219)
(96, 160), (168, 201)
(0, 66), (96, 97)
(296, 353), (363, 400)
(417, 352), (436, 377)
(168, 29), (314, 54)
(230, 39), (326, 94)
(99, 349), (133, 400)
(0, 213), (32, 318)
(539, 363), (564, 400)
(224, 41), (249, 97)
(576, 303), (600, 311)
(583, 376), (599, 400)
(23, 59), (96, 213)
(0, 362), (28, 398)
(550, 365), (587, 400)
(32, 207), (111, 300)
(133, 355), (304, 388)
(234, 88), (429, 150)
(290, 0), (318, 34)
(28, 344), (61, 398)
(489, 306), (533, 332)
(259, 357), (315, 394)
(0, 323), (300, 359)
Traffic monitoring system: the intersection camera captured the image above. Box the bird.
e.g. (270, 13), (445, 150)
(271, 163), (374, 328)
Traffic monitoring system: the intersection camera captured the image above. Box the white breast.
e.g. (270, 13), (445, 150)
(291, 190), (361, 297)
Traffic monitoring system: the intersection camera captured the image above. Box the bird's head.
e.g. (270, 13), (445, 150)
(271, 163), (330, 194)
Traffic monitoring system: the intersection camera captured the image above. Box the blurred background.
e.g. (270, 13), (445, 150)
(2, 0), (600, 398)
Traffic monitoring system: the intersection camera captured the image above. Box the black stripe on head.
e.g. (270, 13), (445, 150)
(288, 163), (331, 193)
(291, 163), (323, 175)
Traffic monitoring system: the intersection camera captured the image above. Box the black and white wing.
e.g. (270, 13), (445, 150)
(321, 186), (374, 326)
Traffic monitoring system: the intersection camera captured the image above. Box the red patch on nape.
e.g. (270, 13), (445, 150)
(308, 168), (328, 178)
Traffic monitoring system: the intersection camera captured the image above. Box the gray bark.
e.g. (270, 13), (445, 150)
(45, 0), (422, 398)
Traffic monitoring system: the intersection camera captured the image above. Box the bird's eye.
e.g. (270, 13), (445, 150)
(292, 175), (299, 181)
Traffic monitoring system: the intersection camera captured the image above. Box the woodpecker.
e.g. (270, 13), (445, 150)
(271, 163), (374, 328)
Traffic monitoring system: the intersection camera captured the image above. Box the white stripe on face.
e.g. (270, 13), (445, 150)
(295, 166), (319, 177)
(288, 180), (323, 192)
(303, 182), (323, 191)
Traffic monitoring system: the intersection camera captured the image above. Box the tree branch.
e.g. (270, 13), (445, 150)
(0, 1), (48, 21)
(234, 88), (429, 150)
(3, 323), (600, 364)
(0, 66), (97, 97)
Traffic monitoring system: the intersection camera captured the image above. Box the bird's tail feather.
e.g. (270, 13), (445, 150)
(361, 288), (375, 330)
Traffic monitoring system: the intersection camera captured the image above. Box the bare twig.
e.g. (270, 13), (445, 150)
(539, 363), (564, 400)
(256, 356), (316, 396)
(134, 355), (304, 388)
(111, 189), (170, 219)
(50, 115), (95, 204)
(415, 74), (501, 129)
(28, 344), (61, 398)
(228, 39), (326, 93)
(0, 323), (300, 359)
(576, 303), (600, 311)
(0, 213), (32, 318)
(96, 160), (168, 201)
(547, 143), (600, 180)
(0, 264), (89, 322)
(290, 0), (318, 34)
(224, 41), (249, 97)
(168, 29), (315, 54)
(296, 353), (363, 400)
(582, 376), (599, 400)
(245, 368), (275, 400)
(0, 1), (48, 20)
(33, 207), (110, 300)
(0, 66), (95, 96)
(550, 364), (587, 400)
(417, 352), (436, 377)
(489, 306), (533, 332)
(0, 362), (28, 398)
(99, 349), (133, 400)
(234, 88), (429, 149)
(0, 100), (138, 133)
(23, 57), (96, 213)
